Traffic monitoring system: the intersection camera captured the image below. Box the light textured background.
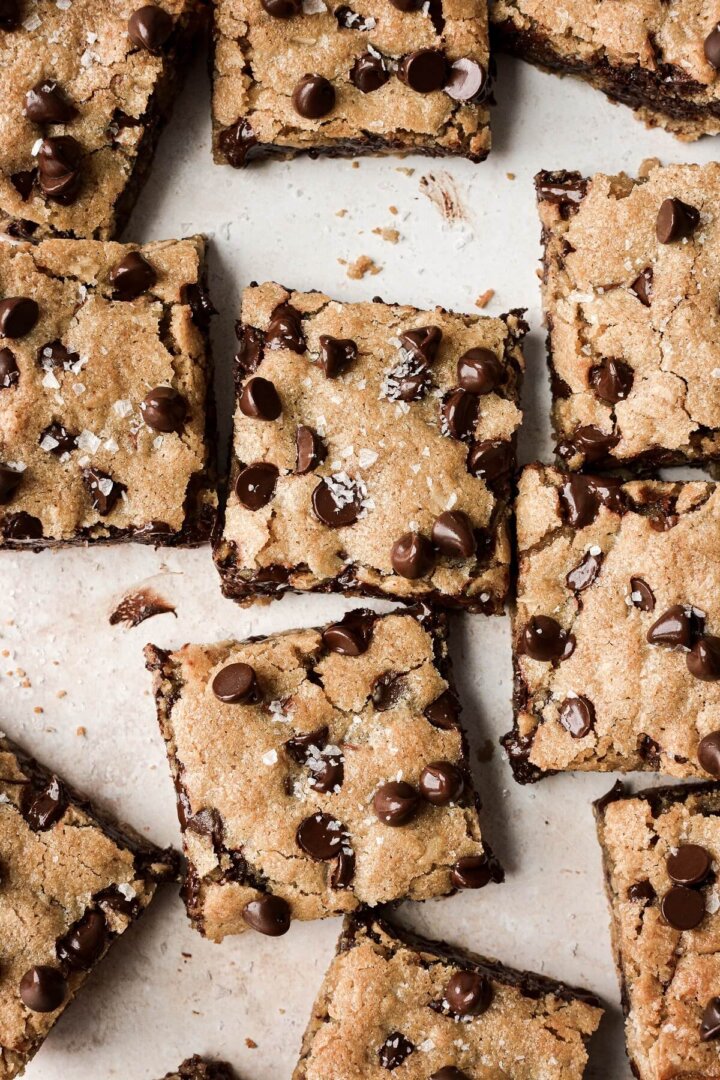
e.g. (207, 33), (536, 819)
(1, 43), (718, 1080)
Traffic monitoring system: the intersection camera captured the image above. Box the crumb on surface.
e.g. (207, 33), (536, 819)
(506, 172), (516, 180)
(389, 205), (398, 214)
(638, 156), (662, 178)
(372, 227), (400, 244)
(344, 255), (382, 280)
(475, 289), (495, 309)
(76, 726), (86, 737)
(336, 209), (347, 217)
(245, 1038), (258, 1049)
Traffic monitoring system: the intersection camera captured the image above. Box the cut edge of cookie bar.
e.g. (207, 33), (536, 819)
(491, 9), (720, 141)
(144, 605), (504, 942)
(212, 283), (527, 613)
(293, 910), (604, 1079)
(159, 1056), (238, 1080)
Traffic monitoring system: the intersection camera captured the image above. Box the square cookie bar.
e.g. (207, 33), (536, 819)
(294, 912), (603, 1079)
(491, 0), (720, 139)
(213, 282), (525, 612)
(506, 464), (720, 784)
(0, 236), (216, 547)
(160, 1059), (237, 1079)
(146, 607), (502, 942)
(0, 733), (177, 1079)
(537, 163), (720, 471)
(596, 781), (720, 1080)
(1, 0), (201, 240)
(212, 0), (492, 165)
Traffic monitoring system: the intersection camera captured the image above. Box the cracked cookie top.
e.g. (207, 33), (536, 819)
(507, 464), (720, 783)
(212, 0), (492, 164)
(537, 163), (720, 469)
(0, 236), (215, 546)
(213, 282), (525, 612)
(146, 609), (500, 942)
(596, 782), (720, 1080)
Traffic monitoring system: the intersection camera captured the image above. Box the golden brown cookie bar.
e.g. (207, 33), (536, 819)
(145, 607), (502, 942)
(213, 282), (525, 612)
(595, 781), (720, 1080)
(212, 0), (492, 165)
(0, 732), (177, 1079)
(507, 464), (720, 784)
(491, 0), (720, 139)
(0, 0), (203, 240)
(160, 1058), (238, 1079)
(536, 163), (720, 471)
(294, 912), (603, 1079)
(0, 235), (216, 547)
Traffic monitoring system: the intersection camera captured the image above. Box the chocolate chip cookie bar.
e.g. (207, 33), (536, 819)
(145, 607), (502, 942)
(507, 464), (720, 784)
(294, 912), (603, 1079)
(213, 283), (525, 612)
(595, 781), (720, 1080)
(212, 0), (492, 166)
(1, 0), (202, 240)
(160, 1059), (237, 1079)
(0, 732), (177, 1079)
(0, 235), (216, 547)
(537, 163), (720, 471)
(491, 0), (720, 139)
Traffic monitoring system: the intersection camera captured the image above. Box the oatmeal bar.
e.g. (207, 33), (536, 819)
(491, 0), (720, 140)
(536, 163), (720, 471)
(294, 912), (603, 1079)
(0, 235), (216, 547)
(160, 1058), (237, 1079)
(0, 0), (202, 240)
(0, 732), (177, 1079)
(145, 607), (502, 942)
(506, 464), (720, 784)
(212, 282), (525, 612)
(596, 781), (720, 1080)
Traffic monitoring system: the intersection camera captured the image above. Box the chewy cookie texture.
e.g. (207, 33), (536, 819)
(294, 912), (603, 1079)
(508, 464), (720, 783)
(213, 282), (525, 612)
(0, 236), (216, 547)
(596, 782), (720, 1080)
(491, 0), (720, 139)
(0, 0), (201, 240)
(146, 608), (501, 943)
(212, 0), (492, 165)
(160, 1058), (237, 1079)
(0, 733), (177, 1079)
(537, 162), (720, 472)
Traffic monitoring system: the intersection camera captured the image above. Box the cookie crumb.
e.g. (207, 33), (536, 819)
(506, 172), (516, 180)
(76, 726), (86, 737)
(336, 209), (348, 217)
(56, 689), (67, 699)
(388, 205), (398, 215)
(638, 157), (662, 178)
(372, 227), (400, 244)
(345, 255), (382, 280)
(245, 1039), (258, 1049)
(475, 289), (495, 309)
(396, 166), (415, 176)
(33, 706), (43, 715)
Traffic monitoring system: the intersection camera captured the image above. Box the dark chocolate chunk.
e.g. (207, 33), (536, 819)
(445, 58), (487, 102)
(266, 303), (305, 352)
(10, 169), (37, 200)
(630, 266), (653, 307)
(442, 388), (478, 440)
(312, 476), (362, 527)
(701, 996), (720, 1041)
(235, 462), (278, 510)
(628, 879), (656, 903)
(0, 348), (19, 388)
(656, 197), (700, 244)
(235, 324), (264, 375)
(456, 348), (504, 394)
(379, 1032), (414, 1070)
(285, 726), (328, 763)
(667, 844), (711, 887)
(83, 468), (124, 515)
(372, 672), (406, 711)
(558, 695), (595, 738)
(566, 547), (603, 592)
(589, 358), (634, 403)
(0, 0), (20, 29)
(292, 74), (335, 119)
(559, 474), (624, 528)
(646, 604), (698, 648)
(0, 464), (22, 503)
(0, 297), (39, 339)
(351, 53), (389, 93)
(419, 761), (464, 805)
(296, 812), (347, 858)
(390, 531), (434, 578)
(450, 855), (492, 889)
(56, 910), (107, 969)
(698, 731), (720, 777)
(219, 119), (258, 168)
(37, 339), (79, 369)
(3, 512), (42, 540)
(180, 283), (215, 329)
(467, 438), (512, 491)
(424, 690), (459, 730)
(322, 609), (374, 655)
(242, 894), (291, 936)
(128, 5), (173, 52)
(373, 781), (420, 826)
(535, 172), (587, 208)
(660, 884), (705, 931)
(630, 577), (655, 612)
(558, 424), (619, 464)
(37, 135), (82, 204)
(520, 616), (575, 662)
(399, 48), (447, 93)
(25, 80), (77, 124)
(400, 326), (442, 364)
(430, 1070), (470, 1080)
(308, 748), (344, 794)
(261, 0), (301, 14)
(141, 386), (187, 432)
(388, 0), (421, 8)
(109, 251), (156, 301)
(239, 376), (282, 420)
(431, 511), (476, 558)
(40, 421), (77, 455)
(318, 335), (357, 377)
(295, 425), (326, 474)
(212, 662), (261, 704)
(444, 970), (493, 1016)
(330, 849), (355, 888)
(21, 776), (67, 830)
(687, 637), (720, 681)
(19, 966), (67, 1012)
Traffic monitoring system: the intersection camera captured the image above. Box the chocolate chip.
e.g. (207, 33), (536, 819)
(0, 297), (38, 339)
(442, 388), (478, 440)
(660, 884), (705, 931)
(37, 339), (79, 369)
(372, 672), (406, 711)
(308, 748), (344, 794)
(559, 474), (624, 528)
(350, 53), (389, 93)
(646, 604), (699, 648)
(180, 283), (215, 329)
(535, 172), (587, 209)
(520, 616), (575, 662)
(330, 849), (355, 888)
(128, 4), (173, 52)
(379, 1032), (414, 1070)
(22, 776), (67, 830)
(451, 855), (492, 889)
(558, 424), (619, 464)
(10, 166), (36, 199)
(424, 690), (459, 730)
(391, 531), (435, 578)
(388, 0), (421, 8)
(242, 893), (291, 936)
(589, 358), (634, 404)
(456, 348), (504, 394)
(701, 997), (720, 1041)
(295, 425), (326, 474)
(312, 476), (362, 527)
(656, 197), (700, 244)
(141, 386), (187, 432)
(558, 695), (595, 738)
(322, 609), (374, 655)
(687, 637), (720, 681)
(444, 971), (493, 1016)
(19, 966), (67, 1012)
(212, 662), (261, 704)
(631, 266), (653, 307)
(628, 879), (655, 903)
(37, 135), (82, 204)
(109, 251), (156, 301)
(698, 731), (720, 776)
(0, 348), (19, 388)
(239, 376), (282, 420)
(3, 512), (42, 540)
(373, 781), (420, 826)
(430, 1070), (470, 1080)
(296, 812), (347, 858)
(667, 844), (711, 887)
(445, 58), (487, 102)
(318, 335), (357, 377)
(467, 439), (512, 492)
(219, 119), (258, 168)
(292, 74), (335, 119)
(335, 4), (375, 26)
(235, 462), (278, 510)
(431, 511), (476, 558)
(285, 726), (328, 763)
(0, 0), (20, 29)
(83, 468), (124, 515)
(261, 0), (300, 14)
(25, 80), (77, 124)
(629, 577), (655, 612)
(566, 547), (603, 592)
(400, 325), (442, 364)
(400, 48), (448, 93)
(0, 464), (22, 503)
(56, 910), (107, 969)
(419, 761), (464, 805)
(266, 303), (305, 352)
(40, 422), (77, 455)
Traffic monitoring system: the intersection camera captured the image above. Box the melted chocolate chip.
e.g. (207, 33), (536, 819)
(38, 339), (79, 369)
(630, 577), (655, 612)
(266, 303), (305, 352)
(37, 135), (82, 204)
(83, 468), (124, 515)
(261, 0), (300, 14)
(292, 74), (335, 119)
(430, 1070), (470, 1080)
(3, 512), (42, 540)
(400, 326), (442, 364)
(379, 1032), (414, 1070)
(431, 511), (476, 559)
(535, 172), (588, 209)
(180, 283), (215, 329)
(443, 388), (478, 440)
(296, 812), (347, 858)
(235, 463), (278, 510)
(400, 48), (447, 93)
(698, 731), (720, 777)
(322, 609), (375, 655)
(308, 748), (344, 794)
(0, 348), (19, 388)
(456, 348), (504, 394)
(239, 376), (282, 420)
(0, 296), (39, 339)
(242, 893), (291, 936)
(520, 616), (575, 662)
(312, 476), (362, 527)
(558, 695), (595, 738)
(141, 386), (187, 432)
(25, 80), (77, 124)
(19, 966), (67, 1012)
(451, 855), (492, 889)
(631, 266), (653, 307)
(219, 119), (258, 168)
(0, 464), (22, 503)
(701, 996), (720, 1041)
(445, 58), (487, 102)
(295, 425), (326, 474)
(667, 844), (711, 887)
(22, 776), (67, 830)
(391, 531), (435, 578)
(56, 910), (107, 969)
(372, 672), (407, 711)
(212, 662), (261, 704)
(647, 605), (700, 648)
(318, 335), (357, 377)
(558, 424), (619, 464)
(687, 637), (720, 681)
(656, 197), (700, 244)
(559, 474), (624, 528)
(373, 781), (420, 825)
(444, 970), (493, 1016)
(285, 726), (329, 763)
(589, 358), (634, 403)
(660, 884), (705, 931)
(128, 4), (173, 52)
(109, 251), (156, 301)
(40, 421), (77, 455)
(330, 849), (355, 888)
(351, 53), (389, 93)
(424, 690), (460, 730)
(566, 547), (603, 592)
(467, 439), (512, 492)
(419, 761), (464, 805)
(628, 879), (656, 903)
